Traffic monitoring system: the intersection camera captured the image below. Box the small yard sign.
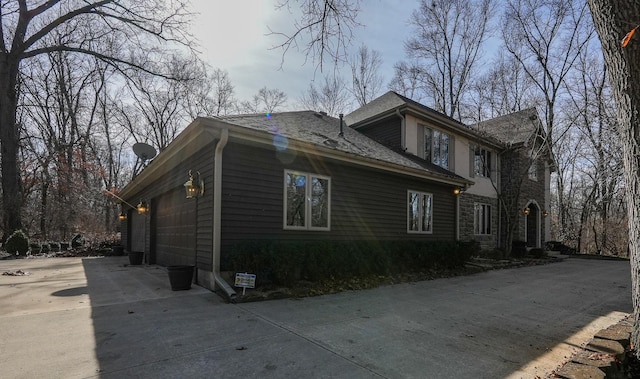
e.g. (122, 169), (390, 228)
(234, 272), (256, 295)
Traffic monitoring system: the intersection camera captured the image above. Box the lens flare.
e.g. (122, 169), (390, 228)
(273, 134), (288, 151)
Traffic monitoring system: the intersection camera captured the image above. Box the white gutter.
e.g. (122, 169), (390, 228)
(212, 128), (236, 300)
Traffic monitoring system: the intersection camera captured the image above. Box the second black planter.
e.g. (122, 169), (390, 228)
(167, 265), (194, 291)
(128, 251), (144, 265)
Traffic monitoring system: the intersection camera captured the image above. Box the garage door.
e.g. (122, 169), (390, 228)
(153, 188), (197, 266)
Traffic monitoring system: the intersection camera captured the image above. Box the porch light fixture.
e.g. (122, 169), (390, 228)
(522, 207), (530, 215)
(453, 186), (468, 195)
(542, 210), (549, 217)
(137, 200), (149, 215)
(184, 170), (204, 199)
(118, 212), (127, 221)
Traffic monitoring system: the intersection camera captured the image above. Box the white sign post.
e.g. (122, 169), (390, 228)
(234, 272), (256, 295)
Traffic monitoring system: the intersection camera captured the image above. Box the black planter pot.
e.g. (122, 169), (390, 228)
(167, 265), (194, 291)
(128, 251), (144, 265)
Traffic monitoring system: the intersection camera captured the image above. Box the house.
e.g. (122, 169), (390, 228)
(118, 92), (552, 296)
(472, 109), (554, 250)
(346, 91), (553, 250)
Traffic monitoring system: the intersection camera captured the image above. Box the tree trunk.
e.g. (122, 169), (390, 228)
(0, 55), (23, 238)
(588, 0), (640, 356)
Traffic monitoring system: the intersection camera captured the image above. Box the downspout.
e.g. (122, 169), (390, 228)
(213, 128), (237, 300)
(395, 108), (406, 150)
(455, 192), (460, 240)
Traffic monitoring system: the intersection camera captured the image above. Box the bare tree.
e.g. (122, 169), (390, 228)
(299, 75), (352, 116)
(20, 50), (107, 239)
(208, 69), (236, 116)
(388, 60), (427, 102)
(0, 0), (193, 237)
(270, 0), (362, 71)
(563, 45), (624, 255)
(122, 55), (195, 152)
(402, 0), (496, 119)
(502, 0), (595, 242)
(349, 45), (383, 106)
(240, 87), (288, 114)
(587, 0), (640, 352)
(467, 51), (541, 123)
(184, 67), (236, 118)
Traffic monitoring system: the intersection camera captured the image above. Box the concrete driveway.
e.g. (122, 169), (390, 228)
(0, 256), (631, 379)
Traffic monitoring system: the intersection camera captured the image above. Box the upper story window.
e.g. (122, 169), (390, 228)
(528, 159), (538, 181)
(408, 190), (433, 233)
(474, 148), (492, 178)
(425, 128), (450, 169)
(284, 170), (330, 231)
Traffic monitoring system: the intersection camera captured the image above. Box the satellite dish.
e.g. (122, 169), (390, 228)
(133, 142), (157, 161)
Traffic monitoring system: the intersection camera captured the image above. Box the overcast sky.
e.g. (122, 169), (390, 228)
(189, 0), (417, 110)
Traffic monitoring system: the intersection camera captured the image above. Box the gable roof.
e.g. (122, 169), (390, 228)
(346, 91), (503, 148)
(345, 91), (466, 129)
(470, 108), (541, 146)
(217, 111), (470, 185)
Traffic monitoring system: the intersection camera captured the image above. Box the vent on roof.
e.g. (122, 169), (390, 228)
(323, 139), (339, 148)
(314, 111), (327, 118)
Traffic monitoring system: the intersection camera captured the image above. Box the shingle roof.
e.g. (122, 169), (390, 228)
(216, 111), (468, 183)
(345, 91), (466, 128)
(470, 108), (540, 146)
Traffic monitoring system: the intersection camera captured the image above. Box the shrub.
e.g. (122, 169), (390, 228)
(29, 243), (41, 254)
(5, 230), (29, 256)
(529, 248), (546, 259)
(511, 240), (527, 258)
(478, 249), (506, 260)
(228, 239), (473, 286)
(545, 241), (576, 254)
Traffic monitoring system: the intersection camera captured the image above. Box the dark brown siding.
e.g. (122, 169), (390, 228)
(220, 142), (456, 256)
(357, 118), (402, 149)
(123, 143), (215, 270)
(153, 188), (197, 265)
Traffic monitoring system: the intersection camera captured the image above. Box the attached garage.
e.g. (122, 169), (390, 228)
(152, 188), (197, 266)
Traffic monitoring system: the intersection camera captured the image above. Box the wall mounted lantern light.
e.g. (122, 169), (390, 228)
(184, 170), (204, 199)
(453, 186), (468, 195)
(542, 210), (549, 217)
(522, 207), (531, 215)
(137, 200), (149, 215)
(118, 211), (127, 221)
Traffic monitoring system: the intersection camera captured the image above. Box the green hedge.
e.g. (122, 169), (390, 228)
(227, 240), (480, 287)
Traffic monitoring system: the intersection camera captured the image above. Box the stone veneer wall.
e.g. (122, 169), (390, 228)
(459, 193), (498, 250)
(498, 149), (549, 249)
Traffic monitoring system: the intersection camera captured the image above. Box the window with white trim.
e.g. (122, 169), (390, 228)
(474, 203), (492, 235)
(474, 148), (492, 178)
(408, 190), (433, 233)
(425, 128), (450, 169)
(284, 170), (330, 230)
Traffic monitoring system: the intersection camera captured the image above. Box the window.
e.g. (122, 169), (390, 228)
(284, 171), (330, 230)
(474, 148), (492, 177)
(474, 203), (491, 235)
(528, 159), (538, 181)
(425, 128), (450, 169)
(408, 190), (433, 233)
